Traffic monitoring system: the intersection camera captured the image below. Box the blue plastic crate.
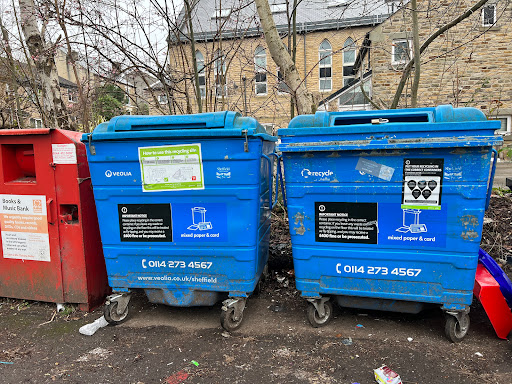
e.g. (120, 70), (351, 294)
(83, 112), (277, 330)
(278, 105), (502, 340)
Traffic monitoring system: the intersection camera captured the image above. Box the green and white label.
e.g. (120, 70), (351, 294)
(139, 144), (204, 192)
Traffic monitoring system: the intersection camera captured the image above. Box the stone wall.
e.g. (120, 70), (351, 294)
(370, 0), (512, 117)
(168, 26), (371, 129)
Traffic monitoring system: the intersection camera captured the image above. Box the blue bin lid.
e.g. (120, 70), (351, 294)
(81, 111), (276, 142)
(278, 105), (502, 152)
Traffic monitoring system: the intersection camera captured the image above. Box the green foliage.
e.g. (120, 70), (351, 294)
(498, 147), (512, 160)
(92, 94), (124, 121)
(492, 187), (510, 197)
(98, 84), (126, 103)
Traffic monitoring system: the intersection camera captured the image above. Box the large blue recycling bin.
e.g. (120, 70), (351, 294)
(278, 105), (502, 340)
(83, 112), (277, 330)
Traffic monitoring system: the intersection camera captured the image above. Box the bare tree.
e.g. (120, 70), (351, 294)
(0, 14), (24, 128)
(18, 0), (71, 129)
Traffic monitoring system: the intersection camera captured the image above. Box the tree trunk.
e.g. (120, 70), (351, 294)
(18, 0), (70, 129)
(255, 0), (315, 115)
(0, 15), (24, 128)
(410, 0), (420, 108)
(54, 0), (82, 131)
(184, 0), (202, 113)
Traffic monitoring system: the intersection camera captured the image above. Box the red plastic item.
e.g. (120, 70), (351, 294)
(473, 263), (512, 339)
(0, 129), (109, 311)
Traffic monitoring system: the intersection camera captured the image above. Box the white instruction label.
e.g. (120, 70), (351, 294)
(0, 194), (51, 262)
(139, 144), (204, 192)
(52, 144), (77, 164)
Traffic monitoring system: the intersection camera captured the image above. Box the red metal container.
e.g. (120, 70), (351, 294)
(0, 128), (109, 311)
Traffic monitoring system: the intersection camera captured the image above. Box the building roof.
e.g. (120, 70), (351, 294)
(58, 76), (78, 89)
(176, 0), (393, 42)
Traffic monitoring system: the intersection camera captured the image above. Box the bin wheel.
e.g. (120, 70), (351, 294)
(104, 301), (129, 325)
(444, 313), (470, 343)
(220, 307), (244, 332)
(307, 301), (333, 328)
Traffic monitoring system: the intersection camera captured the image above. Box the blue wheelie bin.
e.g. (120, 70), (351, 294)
(278, 105), (502, 342)
(83, 112), (277, 331)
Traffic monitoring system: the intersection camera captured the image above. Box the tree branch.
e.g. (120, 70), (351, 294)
(390, 0), (490, 109)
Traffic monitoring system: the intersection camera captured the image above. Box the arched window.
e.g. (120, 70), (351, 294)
(195, 50), (206, 98)
(343, 37), (356, 87)
(319, 40), (332, 91)
(214, 49), (227, 97)
(254, 46), (267, 95)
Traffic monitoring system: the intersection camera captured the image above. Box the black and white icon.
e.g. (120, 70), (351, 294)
(396, 209), (427, 234)
(402, 158), (443, 208)
(428, 180), (437, 191)
(403, 176), (441, 206)
(187, 207), (213, 231)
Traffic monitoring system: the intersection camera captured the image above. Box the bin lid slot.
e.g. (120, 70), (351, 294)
(333, 113), (430, 126)
(108, 112), (233, 132)
(117, 122), (208, 131)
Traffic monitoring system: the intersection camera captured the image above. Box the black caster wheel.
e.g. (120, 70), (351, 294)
(444, 313), (470, 343)
(104, 301), (129, 325)
(307, 300), (333, 328)
(220, 307), (244, 331)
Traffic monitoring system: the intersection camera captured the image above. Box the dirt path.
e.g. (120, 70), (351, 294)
(1, 198), (512, 384)
(1, 283), (511, 384)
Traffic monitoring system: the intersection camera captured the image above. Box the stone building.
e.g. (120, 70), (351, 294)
(169, 0), (393, 129)
(321, 0), (512, 136)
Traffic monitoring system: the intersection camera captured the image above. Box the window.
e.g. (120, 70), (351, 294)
(392, 39), (412, 65)
(343, 37), (356, 87)
(319, 40), (332, 92)
(68, 90), (77, 103)
(254, 46), (267, 95)
(196, 51), (206, 99)
(214, 50), (227, 97)
(30, 118), (43, 128)
(158, 94), (168, 104)
(338, 77), (372, 111)
(490, 115), (511, 133)
(482, 4), (496, 26)
(28, 89), (40, 104)
(277, 69), (290, 94)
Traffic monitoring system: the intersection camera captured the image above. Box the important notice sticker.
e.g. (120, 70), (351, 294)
(0, 194), (50, 261)
(315, 202), (378, 244)
(402, 159), (443, 210)
(118, 204), (172, 242)
(139, 144), (204, 192)
(52, 144), (77, 164)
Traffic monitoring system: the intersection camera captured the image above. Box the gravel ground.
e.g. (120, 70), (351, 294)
(1, 198), (512, 384)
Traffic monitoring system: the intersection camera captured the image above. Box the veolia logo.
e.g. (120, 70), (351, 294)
(105, 170), (132, 177)
(301, 168), (333, 178)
